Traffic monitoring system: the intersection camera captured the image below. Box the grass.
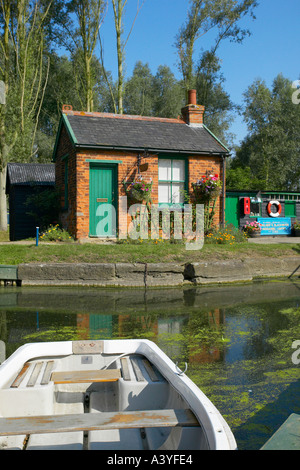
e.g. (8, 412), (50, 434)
(0, 231), (299, 265)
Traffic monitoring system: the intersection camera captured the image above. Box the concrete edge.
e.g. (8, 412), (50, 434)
(11, 257), (300, 287)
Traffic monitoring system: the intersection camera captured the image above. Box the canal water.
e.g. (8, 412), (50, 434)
(0, 279), (299, 450)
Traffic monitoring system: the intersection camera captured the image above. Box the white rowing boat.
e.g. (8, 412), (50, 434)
(0, 339), (237, 450)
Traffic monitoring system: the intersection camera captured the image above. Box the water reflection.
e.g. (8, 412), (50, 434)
(0, 279), (299, 449)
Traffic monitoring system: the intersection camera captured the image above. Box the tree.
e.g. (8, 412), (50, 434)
(0, 0), (53, 230)
(123, 61), (154, 116)
(195, 50), (236, 146)
(109, 0), (144, 114)
(67, 0), (107, 112)
(226, 159), (264, 190)
(175, 0), (258, 98)
(236, 74), (300, 190)
(152, 65), (184, 118)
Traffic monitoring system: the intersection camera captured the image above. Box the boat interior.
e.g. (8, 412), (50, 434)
(0, 349), (208, 450)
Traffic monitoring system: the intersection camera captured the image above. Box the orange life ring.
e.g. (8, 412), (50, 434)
(267, 200), (281, 218)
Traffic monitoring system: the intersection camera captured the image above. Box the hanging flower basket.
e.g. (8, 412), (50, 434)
(123, 177), (153, 203)
(192, 174), (222, 203)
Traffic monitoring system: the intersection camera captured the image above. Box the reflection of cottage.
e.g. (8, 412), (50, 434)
(53, 90), (229, 240)
(225, 190), (300, 235)
(6, 163), (55, 241)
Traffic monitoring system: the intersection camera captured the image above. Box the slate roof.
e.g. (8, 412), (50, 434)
(6, 163), (55, 192)
(60, 112), (229, 156)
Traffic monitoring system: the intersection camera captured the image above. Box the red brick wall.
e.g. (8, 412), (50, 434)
(188, 155), (224, 228)
(55, 123), (224, 239)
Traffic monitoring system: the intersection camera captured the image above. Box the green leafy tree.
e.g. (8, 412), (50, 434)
(123, 61), (154, 116)
(196, 50), (237, 146)
(109, 0), (144, 114)
(175, 0), (258, 98)
(0, 0), (53, 230)
(152, 65), (185, 118)
(236, 74), (300, 190)
(66, 0), (107, 112)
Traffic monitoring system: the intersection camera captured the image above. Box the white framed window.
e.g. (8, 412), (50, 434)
(158, 159), (186, 205)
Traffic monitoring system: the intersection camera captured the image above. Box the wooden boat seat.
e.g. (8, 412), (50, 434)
(0, 409), (199, 437)
(10, 362), (121, 387)
(51, 369), (121, 384)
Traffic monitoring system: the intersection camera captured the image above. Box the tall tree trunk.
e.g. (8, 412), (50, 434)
(112, 0), (144, 114)
(0, 1), (10, 231)
(112, 0), (125, 115)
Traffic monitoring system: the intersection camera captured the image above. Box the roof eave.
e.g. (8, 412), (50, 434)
(74, 143), (229, 156)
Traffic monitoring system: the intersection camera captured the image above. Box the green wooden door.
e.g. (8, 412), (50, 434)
(285, 201), (296, 217)
(225, 196), (240, 228)
(89, 165), (117, 237)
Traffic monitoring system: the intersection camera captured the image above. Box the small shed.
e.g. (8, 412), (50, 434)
(225, 190), (300, 235)
(6, 163), (55, 241)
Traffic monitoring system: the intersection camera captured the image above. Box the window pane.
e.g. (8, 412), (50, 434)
(159, 183), (171, 203)
(159, 159), (171, 181)
(171, 183), (185, 203)
(172, 160), (185, 181)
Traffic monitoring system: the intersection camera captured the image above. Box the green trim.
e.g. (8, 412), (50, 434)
(86, 159), (123, 164)
(52, 114), (77, 162)
(64, 158), (69, 210)
(63, 113), (78, 145)
(203, 124), (230, 153)
(158, 203), (185, 209)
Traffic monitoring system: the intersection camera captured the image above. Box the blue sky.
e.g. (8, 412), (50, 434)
(99, 0), (299, 146)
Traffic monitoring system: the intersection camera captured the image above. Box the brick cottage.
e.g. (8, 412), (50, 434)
(53, 90), (229, 240)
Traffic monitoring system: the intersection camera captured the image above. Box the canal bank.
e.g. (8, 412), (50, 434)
(7, 255), (300, 287)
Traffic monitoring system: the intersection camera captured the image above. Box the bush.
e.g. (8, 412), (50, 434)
(40, 224), (74, 242)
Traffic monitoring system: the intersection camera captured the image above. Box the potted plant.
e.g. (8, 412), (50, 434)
(192, 174), (222, 203)
(293, 220), (300, 237)
(191, 174), (222, 233)
(243, 220), (262, 238)
(123, 176), (153, 203)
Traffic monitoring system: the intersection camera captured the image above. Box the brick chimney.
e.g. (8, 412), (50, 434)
(181, 90), (205, 126)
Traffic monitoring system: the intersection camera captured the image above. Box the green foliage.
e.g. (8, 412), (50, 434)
(235, 74), (300, 190)
(124, 62), (155, 116)
(226, 164), (264, 190)
(40, 224), (74, 242)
